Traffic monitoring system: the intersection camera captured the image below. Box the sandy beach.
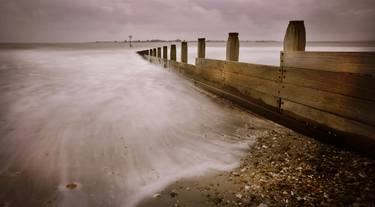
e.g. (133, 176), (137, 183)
(139, 125), (375, 207)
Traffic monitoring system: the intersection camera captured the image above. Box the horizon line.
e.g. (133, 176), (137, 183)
(1, 40), (375, 44)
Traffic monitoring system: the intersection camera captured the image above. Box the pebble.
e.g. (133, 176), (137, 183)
(170, 190), (178, 198)
(66, 183), (78, 190)
(152, 193), (161, 198)
(244, 185), (250, 191)
(235, 193), (242, 199)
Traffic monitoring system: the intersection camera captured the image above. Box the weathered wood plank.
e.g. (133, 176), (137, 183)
(196, 58), (225, 83)
(179, 62), (197, 77)
(224, 72), (280, 97)
(200, 70), (223, 83)
(281, 52), (375, 75)
(150, 56), (163, 65)
(280, 83), (375, 126)
(225, 84), (280, 109)
(283, 67), (375, 101)
(196, 58), (224, 71)
(166, 61), (197, 78)
(281, 100), (375, 141)
(223, 61), (280, 81)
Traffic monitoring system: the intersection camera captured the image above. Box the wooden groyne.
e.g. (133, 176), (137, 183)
(137, 20), (375, 156)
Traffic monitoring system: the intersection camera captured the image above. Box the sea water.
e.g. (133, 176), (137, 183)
(0, 42), (373, 207)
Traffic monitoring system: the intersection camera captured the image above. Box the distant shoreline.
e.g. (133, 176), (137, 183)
(1, 40), (375, 44)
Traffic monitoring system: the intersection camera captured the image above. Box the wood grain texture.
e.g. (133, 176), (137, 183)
(195, 58), (280, 108)
(283, 21), (306, 52)
(142, 52), (375, 153)
(281, 52), (375, 75)
(281, 100), (375, 141)
(196, 58), (225, 83)
(283, 67), (375, 101)
(280, 83), (375, 126)
(223, 61), (280, 81)
(224, 72), (280, 96)
(179, 62), (197, 77)
(227, 84), (280, 108)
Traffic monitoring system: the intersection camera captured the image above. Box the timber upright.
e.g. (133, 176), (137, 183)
(197, 38), (206, 59)
(138, 20), (375, 156)
(181, 41), (188, 63)
(226, 33), (239, 61)
(170, 44), (176, 61)
(157, 47), (161, 58)
(283, 20), (306, 51)
(163, 46), (168, 67)
(163, 46), (168, 59)
(279, 20), (306, 110)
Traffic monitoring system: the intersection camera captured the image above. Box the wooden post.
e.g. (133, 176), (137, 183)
(283, 20), (306, 51)
(163, 46), (168, 59)
(157, 47), (161, 58)
(226, 33), (239, 61)
(170, 44), (176, 61)
(181, 41), (188, 63)
(197, 38), (206, 59)
(149, 49), (153, 61)
(153, 48), (156, 57)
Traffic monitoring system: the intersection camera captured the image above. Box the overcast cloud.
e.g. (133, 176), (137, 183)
(0, 0), (374, 42)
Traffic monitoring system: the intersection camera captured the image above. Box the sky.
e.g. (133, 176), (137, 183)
(0, 0), (375, 42)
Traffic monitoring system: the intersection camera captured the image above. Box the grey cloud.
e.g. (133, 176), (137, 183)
(0, 0), (374, 42)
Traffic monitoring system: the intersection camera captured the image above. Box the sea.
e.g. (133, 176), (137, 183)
(0, 41), (373, 207)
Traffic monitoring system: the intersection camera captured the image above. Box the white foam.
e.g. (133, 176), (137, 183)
(0, 47), (274, 207)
